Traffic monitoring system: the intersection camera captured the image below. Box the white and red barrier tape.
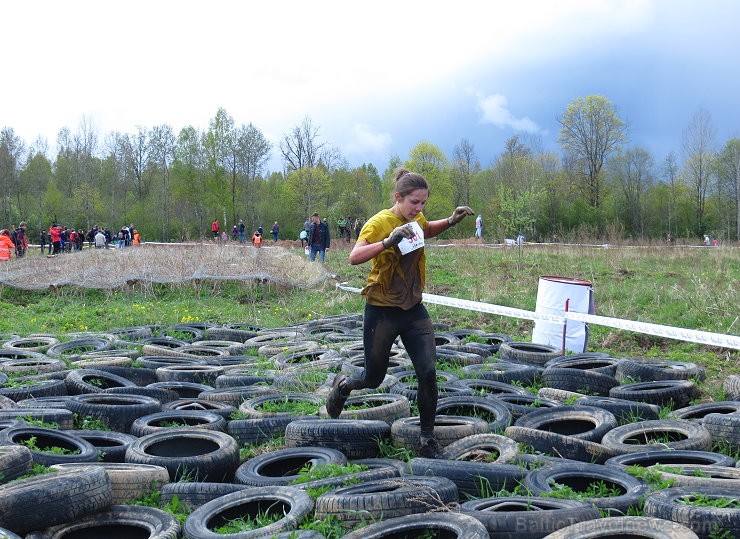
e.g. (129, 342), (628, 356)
(335, 283), (740, 350)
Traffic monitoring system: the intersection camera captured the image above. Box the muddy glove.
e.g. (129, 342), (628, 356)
(384, 223), (415, 247)
(447, 206), (474, 226)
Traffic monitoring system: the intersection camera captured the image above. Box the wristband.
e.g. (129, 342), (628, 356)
(447, 216), (455, 226)
(381, 239), (387, 249)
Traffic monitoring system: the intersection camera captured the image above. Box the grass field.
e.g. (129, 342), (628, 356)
(0, 241), (737, 393)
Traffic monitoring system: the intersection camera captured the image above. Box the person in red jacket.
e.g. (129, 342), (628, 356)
(49, 223), (63, 255)
(211, 219), (220, 240)
(0, 230), (15, 261)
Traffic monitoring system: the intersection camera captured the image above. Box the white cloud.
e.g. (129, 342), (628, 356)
(475, 92), (542, 133)
(343, 124), (392, 156)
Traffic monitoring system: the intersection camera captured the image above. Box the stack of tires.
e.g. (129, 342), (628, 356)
(0, 318), (738, 538)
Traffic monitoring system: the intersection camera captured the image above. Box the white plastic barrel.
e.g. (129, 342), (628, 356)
(531, 276), (594, 353)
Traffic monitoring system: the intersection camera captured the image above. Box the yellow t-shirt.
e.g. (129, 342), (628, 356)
(358, 209), (429, 310)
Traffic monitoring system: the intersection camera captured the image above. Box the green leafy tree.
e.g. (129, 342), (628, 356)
(715, 138), (740, 240)
(405, 141), (452, 221)
(558, 95), (626, 209)
(681, 108), (715, 235)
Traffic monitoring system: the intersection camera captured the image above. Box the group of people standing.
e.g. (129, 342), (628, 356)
(214, 219), (281, 245)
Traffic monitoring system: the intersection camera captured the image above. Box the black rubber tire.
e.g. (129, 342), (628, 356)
(198, 385), (277, 407)
(600, 419), (713, 454)
(0, 444), (33, 484)
(456, 377), (533, 397)
(390, 374), (465, 401)
(434, 346), (486, 366)
(204, 325), (261, 342)
(391, 415), (489, 450)
(28, 504), (180, 539)
(541, 367), (619, 396)
(0, 408), (74, 429)
(0, 527), (19, 538)
(272, 347), (341, 369)
(491, 394), (561, 420)
(67, 393), (162, 434)
(238, 393), (322, 419)
(436, 395), (513, 432)
(498, 341), (561, 366)
(284, 418), (391, 459)
(227, 415), (315, 446)
(605, 449), (736, 468)
(700, 412), (740, 449)
(647, 464), (740, 489)
(2, 336), (59, 354)
(313, 475), (459, 530)
(540, 515), (701, 539)
(0, 425), (99, 466)
(159, 481), (250, 509)
(615, 356), (706, 382)
(290, 461), (399, 493)
(407, 457), (526, 497)
(129, 410), (227, 437)
(46, 337), (114, 359)
(340, 512), (490, 539)
(442, 432), (520, 463)
(609, 379), (698, 409)
(138, 355), (205, 370)
(13, 396), (72, 409)
(575, 396), (661, 423)
(0, 467), (113, 534)
(183, 486), (314, 539)
(125, 428), (240, 482)
(460, 496), (601, 539)
(318, 392), (411, 424)
(643, 485), (740, 538)
(146, 381), (213, 399)
(66, 429), (138, 463)
(154, 364), (224, 385)
(523, 461), (650, 515)
(104, 385), (180, 403)
(670, 401), (740, 421)
(544, 351), (616, 371)
(724, 375), (740, 400)
(49, 462), (170, 504)
(234, 446), (347, 486)
(214, 372), (275, 388)
(514, 405), (618, 442)
(161, 398), (236, 419)
(0, 378), (68, 401)
(93, 366), (158, 386)
(64, 368), (138, 395)
(504, 425), (617, 464)
(0, 358), (67, 376)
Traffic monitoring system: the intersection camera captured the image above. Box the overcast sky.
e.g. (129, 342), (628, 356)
(3, 0), (739, 173)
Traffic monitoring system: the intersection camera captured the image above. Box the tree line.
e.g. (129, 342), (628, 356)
(0, 96), (737, 245)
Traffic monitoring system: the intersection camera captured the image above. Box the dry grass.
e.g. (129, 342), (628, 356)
(0, 243), (329, 291)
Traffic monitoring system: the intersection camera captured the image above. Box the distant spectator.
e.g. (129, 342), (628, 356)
(667, 232), (675, 246)
(133, 230), (141, 245)
(308, 212), (330, 263)
(238, 220), (246, 243)
(251, 231), (263, 247)
(231, 225), (238, 241)
(221, 230), (228, 242)
(94, 229), (107, 249)
(14, 222), (28, 257)
(39, 229), (48, 255)
(0, 230), (15, 261)
(475, 214), (483, 238)
(211, 218), (220, 239)
(271, 221), (279, 242)
(49, 223), (62, 255)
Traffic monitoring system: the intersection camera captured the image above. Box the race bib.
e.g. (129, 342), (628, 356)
(398, 221), (425, 255)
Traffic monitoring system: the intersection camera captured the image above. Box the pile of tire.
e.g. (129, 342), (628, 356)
(0, 318), (738, 538)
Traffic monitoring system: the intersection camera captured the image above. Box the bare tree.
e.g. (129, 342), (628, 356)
(0, 127), (25, 223)
(279, 116), (324, 173)
(558, 95), (626, 208)
(682, 109), (715, 235)
(661, 152), (680, 235)
(235, 122), (271, 226)
(609, 147), (655, 237)
(716, 138), (740, 240)
(451, 138), (479, 206)
(149, 124), (176, 241)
